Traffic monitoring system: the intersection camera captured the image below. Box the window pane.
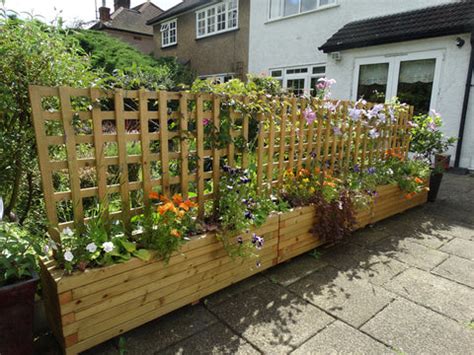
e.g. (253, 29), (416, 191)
(207, 8), (215, 33)
(269, 0), (281, 19)
(228, 9), (237, 28)
(357, 63), (389, 103)
(313, 66), (325, 74)
(319, 0), (335, 6)
(271, 70), (282, 77)
(397, 59), (436, 114)
(284, 0), (300, 16)
(301, 0), (317, 12)
(287, 78), (305, 96)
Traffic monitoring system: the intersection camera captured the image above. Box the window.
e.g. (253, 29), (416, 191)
(354, 51), (442, 114)
(161, 19), (177, 47)
(269, 0), (336, 20)
(271, 64), (326, 96)
(196, 0), (239, 38)
(200, 73), (235, 84)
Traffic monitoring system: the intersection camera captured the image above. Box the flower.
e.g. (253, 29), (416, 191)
(368, 128), (379, 139)
(405, 192), (416, 200)
(427, 121), (438, 131)
(349, 107), (361, 121)
(333, 126), (342, 136)
(236, 236), (243, 245)
(170, 229), (181, 238)
(256, 260), (261, 268)
(43, 244), (50, 254)
(367, 167), (376, 175)
(203, 118), (211, 126)
(251, 234), (264, 249)
(303, 107), (316, 125)
(86, 242), (97, 253)
(149, 191), (160, 200)
(62, 227), (74, 237)
(64, 250), (74, 262)
(159, 202), (177, 215)
(102, 241), (114, 253)
(353, 164), (360, 173)
(172, 194), (183, 205)
(414, 177), (424, 184)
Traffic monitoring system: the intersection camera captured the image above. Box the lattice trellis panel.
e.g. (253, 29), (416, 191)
(29, 86), (247, 242)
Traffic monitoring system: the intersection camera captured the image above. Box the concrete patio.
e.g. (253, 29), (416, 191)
(36, 173), (474, 354)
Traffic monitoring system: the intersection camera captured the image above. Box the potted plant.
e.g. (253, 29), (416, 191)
(0, 198), (41, 355)
(409, 110), (456, 202)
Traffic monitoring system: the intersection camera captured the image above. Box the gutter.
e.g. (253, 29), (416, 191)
(454, 30), (474, 168)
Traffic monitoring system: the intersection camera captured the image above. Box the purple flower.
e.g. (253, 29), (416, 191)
(368, 128), (379, 139)
(349, 107), (361, 121)
(303, 107), (316, 125)
(378, 113), (386, 123)
(251, 234), (264, 249)
(367, 167), (376, 175)
(353, 164), (360, 173)
(244, 210), (254, 220)
(333, 126), (342, 136)
(236, 236), (243, 245)
(203, 118), (210, 126)
(427, 122), (437, 131)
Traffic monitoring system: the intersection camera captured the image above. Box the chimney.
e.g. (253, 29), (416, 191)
(99, 6), (111, 21)
(114, 0), (131, 11)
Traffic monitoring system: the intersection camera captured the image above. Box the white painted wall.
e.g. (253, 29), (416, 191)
(249, 0), (458, 74)
(325, 34), (473, 168)
(248, 0), (473, 168)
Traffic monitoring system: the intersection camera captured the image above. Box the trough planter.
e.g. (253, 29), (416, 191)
(0, 273), (39, 355)
(40, 184), (428, 354)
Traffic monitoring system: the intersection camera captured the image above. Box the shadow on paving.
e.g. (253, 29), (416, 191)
(33, 173), (474, 354)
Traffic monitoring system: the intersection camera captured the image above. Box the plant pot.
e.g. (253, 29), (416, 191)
(435, 154), (451, 171)
(428, 172), (443, 202)
(0, 273), (39, 355)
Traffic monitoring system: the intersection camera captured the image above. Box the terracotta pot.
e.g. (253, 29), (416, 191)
(0, 274), (39, 355)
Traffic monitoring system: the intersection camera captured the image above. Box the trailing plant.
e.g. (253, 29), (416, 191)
(216, 166), (275, 260)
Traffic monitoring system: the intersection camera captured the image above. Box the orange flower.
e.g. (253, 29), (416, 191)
(298, 168), (310, 177)
(323, 181), (336, 188)
(172, 194), (183, 205)
(184, 199), (197, 209)
(177, 210), (186, 218)
(149, 191), (160, 200)
(314, 167), (321, 174)
(404, 192), (415, 200)
(414, 177), (424, 184)
(170, 229), (181, 238)
(158, 202), (177, 215)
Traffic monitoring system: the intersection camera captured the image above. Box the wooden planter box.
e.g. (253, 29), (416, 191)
(40, 185), (427, 354)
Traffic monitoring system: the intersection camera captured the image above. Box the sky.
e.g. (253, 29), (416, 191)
(3, 0), (182, 25)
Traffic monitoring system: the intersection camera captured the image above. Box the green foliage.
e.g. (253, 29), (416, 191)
(72, 29), (194, 89)
(0, 220), (42, 286)
(0, 13), (98, 227)
(409, 111), (456, 159)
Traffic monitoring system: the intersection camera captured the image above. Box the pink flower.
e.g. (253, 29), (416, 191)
(203, 118), (210, 126)
(303, 107), (316, 125)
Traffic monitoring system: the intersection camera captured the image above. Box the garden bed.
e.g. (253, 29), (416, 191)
(40, 185), (427, 354)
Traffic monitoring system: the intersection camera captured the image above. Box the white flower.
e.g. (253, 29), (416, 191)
(86, 242), (97, 253)
(387, 168), (394, 175)
(43, 245), (50, 254)
(64, 250), (74, 262)
(62, 227), (74, 237)
(102, 241), (114, 253)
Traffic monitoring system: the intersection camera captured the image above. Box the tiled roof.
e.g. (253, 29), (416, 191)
(147, 0), (214, 25)
(92, 1), (163, 35)
(319, 0), (474, 53)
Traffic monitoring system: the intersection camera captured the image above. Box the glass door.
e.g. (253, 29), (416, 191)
(357, 63), (390, 103)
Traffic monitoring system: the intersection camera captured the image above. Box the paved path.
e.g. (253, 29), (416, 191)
(37, 173), (474, 354)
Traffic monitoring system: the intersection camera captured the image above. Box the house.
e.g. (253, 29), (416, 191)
(92, 0), (163, 54)
(248, 0), (473, 169)
(147, 0), (249, 81)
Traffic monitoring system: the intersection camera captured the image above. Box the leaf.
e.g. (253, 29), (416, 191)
(119, 239), (136, 253)
(134, 249), (152, 262)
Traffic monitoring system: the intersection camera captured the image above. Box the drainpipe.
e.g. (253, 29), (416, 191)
(454, 30), (474, 168)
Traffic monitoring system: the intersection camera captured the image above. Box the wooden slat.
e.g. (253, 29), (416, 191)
(179, 92), (189, 199)
(212, 95), (220, 212)
(266, 103), (276, 182)
(139, 89), (152, 206)
(242, 96), (250, 169)
(227, 99), (236, 167)
(296, 100), (305, 171)
(159, 91), (170, 197)
(256, 111), (265, 193)
(59, 86), (84, 225)
(114, 89), (130, 231)
(288, 97), (297, 170)
(315, 105), (324, 169)
(29, 85), (60, 242)
(195, 94), (205, 219)
(277, 99), (287, 185)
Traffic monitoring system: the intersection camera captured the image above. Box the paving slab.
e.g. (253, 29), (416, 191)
(209, 281), (334, 353)
(289, 265), (394, 328)
(385, 268), (474, 323)
(203, 274), (267, 307)
(160, 322), (259, 355)
(263, 254), (328, 286)
(349, 225), (392, 247)
(374, 237), (449, 271)
(432, 255), (474, 288)
(439, 238), (474, 260)
(117, 304), (217, 354)
(291, 320), (391, 355)
(361, 299), (474, 354)
(321, 243), (373, 270)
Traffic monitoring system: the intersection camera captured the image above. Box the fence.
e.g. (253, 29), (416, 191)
(29, 86), (412, 243)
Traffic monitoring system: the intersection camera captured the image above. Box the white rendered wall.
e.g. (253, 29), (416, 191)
(249, 0), (458, 74)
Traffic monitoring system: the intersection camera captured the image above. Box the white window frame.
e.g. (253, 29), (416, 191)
(271, 64), (326, 95)
(195, 0), (239, 39)
(352, 50), (444, 110)
(268, 0), (337, 21)
(200, 73), (235, 84)
(160, 18), (177, 48)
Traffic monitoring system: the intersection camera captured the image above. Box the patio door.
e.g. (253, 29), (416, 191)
(353, 51), (443, 114)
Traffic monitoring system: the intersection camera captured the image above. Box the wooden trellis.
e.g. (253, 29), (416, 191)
(29, 86), (412, 244)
